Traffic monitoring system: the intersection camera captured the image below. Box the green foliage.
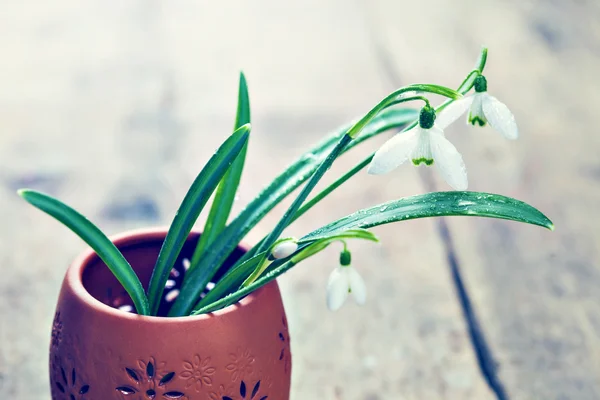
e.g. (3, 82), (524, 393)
(18, 48), (554, 318)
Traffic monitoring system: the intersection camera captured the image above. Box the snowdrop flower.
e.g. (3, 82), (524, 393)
(368, 105), (468, 190)
(326, 250), (367, 311)
(271, 239), (298, 259)
(440, 75), (518, 139)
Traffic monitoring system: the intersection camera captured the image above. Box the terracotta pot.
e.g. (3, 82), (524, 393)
(49, 228), (291, 400)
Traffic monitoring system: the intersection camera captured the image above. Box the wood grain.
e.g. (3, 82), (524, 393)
(370, 0), (600, 398)
(0, 1), (491, 399)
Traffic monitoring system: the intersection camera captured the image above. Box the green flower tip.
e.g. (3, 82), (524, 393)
(418, 106), (436, 129)
(474, 75), (488, 93)
(412, 157), (434, 166)
(468, 115), (487, 127)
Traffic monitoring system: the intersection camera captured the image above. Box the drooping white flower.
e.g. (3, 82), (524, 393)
(271, 239), (298, 259)
(326, 265), (366, 311)
(438, 75), (518, 140)
(368, 105), (468, 190)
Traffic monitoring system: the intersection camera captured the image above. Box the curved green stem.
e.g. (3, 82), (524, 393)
(346, 84), (460, 138)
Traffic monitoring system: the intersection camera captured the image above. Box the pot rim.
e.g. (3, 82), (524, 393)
(67, 226), (266, 323)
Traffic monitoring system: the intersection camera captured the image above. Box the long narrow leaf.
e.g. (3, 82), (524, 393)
(171, 108), (417, 316)
(191, 72), (251, 266)
(18, 190), (150, 315)
(301, 191), (554, 242)
(147, 124), (251, 315)
(193, 189), (553, 315)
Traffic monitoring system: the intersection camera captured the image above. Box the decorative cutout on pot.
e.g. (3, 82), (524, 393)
(180, 354), (216, 392)
(278, 316), (291, 375)
(221, 380), (268, 400)
(51, 311), (63, 348)
(115, 357), (186, 399)
(51, 359), (90, 399)
(225, 348), (255, 383)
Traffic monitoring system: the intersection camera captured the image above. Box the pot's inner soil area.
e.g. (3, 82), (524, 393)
(81, 234), (246, 316)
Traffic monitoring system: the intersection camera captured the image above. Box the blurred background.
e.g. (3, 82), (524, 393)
(1, 1), (600, 399)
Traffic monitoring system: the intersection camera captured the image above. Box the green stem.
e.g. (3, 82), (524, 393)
(292, 155), (372, 224)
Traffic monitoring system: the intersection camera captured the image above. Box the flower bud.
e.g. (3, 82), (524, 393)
(271, 240), (298, 259)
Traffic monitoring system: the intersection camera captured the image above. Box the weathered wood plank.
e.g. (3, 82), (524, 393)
(0, 1), (490, 398)
(370, 0), (600, 398)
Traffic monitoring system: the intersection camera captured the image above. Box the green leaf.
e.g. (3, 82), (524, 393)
(193, 188), (554, 315)
(192, 250), (267, 309)
(17, 190), (150, 315)
(170, 108), (417, 316)
(301, 191), (554, 242)
(147, 123), (251, 315)
(192, 229), (379, 314)
(191, 72), (251, 267)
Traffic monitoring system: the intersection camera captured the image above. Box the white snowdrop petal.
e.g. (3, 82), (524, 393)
(327, 268), (349, 311)
(482, 95), (518, 139)
(347, 267), (367, 306)
(272, 241), (298, 259)
(467, 93), (486, 125)
(429, 128), (468, 190)
(436, 97), (474, 129)
(410, 128), (433, 166)
(367, 129), (419, 175)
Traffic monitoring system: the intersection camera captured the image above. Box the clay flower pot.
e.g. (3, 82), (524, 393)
(49, 228), (291, 400)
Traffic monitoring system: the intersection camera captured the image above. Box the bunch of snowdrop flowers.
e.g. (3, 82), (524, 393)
(368, 75), (518, 190)
(272, 72), (518, 311)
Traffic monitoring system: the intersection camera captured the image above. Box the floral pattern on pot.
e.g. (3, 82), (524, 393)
(180, 354), (216, 392)
(225, 348), (255, 383)
(115, 357), (186, 399)
(222, 380), (268, 400)
(208, 384), (235, 400)
(51, 358), (90, 400)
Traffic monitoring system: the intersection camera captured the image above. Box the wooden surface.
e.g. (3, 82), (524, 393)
(0, 1), (596, 399)
(371, 1), (600, 399)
